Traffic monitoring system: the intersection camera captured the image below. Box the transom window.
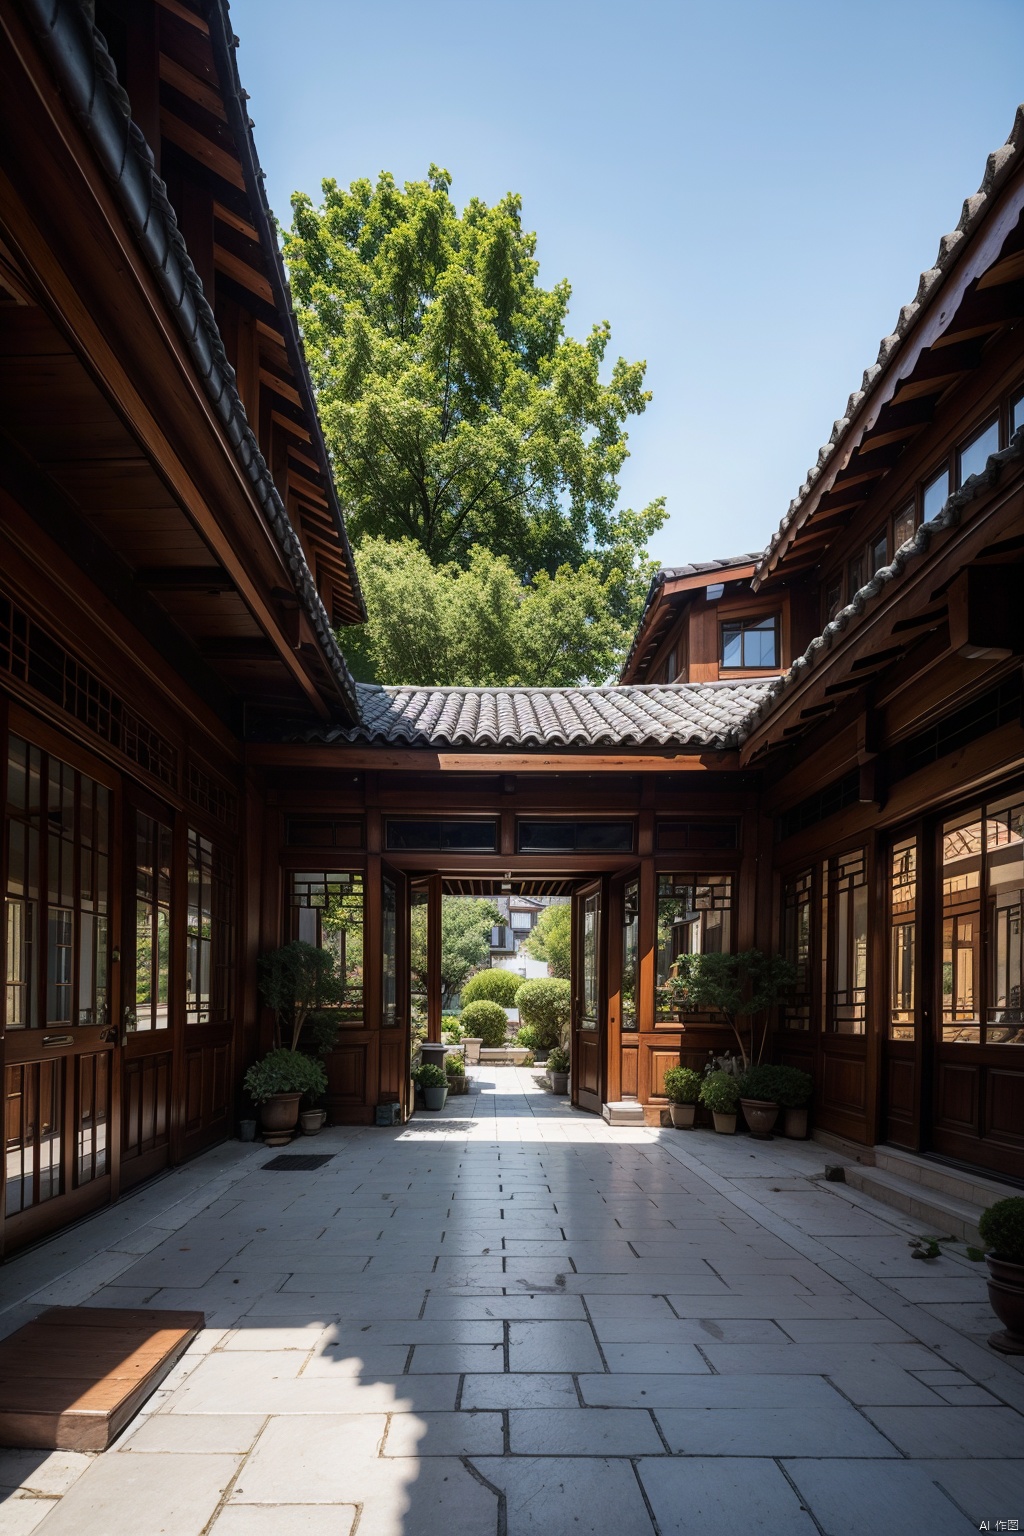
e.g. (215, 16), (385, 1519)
(385, 820), (496, 852)
(720, 615), (778, 669)
(517, 821), (634, 853)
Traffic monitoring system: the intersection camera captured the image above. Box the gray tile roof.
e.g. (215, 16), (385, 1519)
(299, 681), (776, 750)
(757, 103), (1024, 582)
(655, 554), (763, 584)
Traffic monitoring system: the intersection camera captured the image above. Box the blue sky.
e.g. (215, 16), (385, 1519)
(232, 0), (1024, 568)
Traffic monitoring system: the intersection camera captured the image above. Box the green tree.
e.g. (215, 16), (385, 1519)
(410, 896), (501, 1009)
(284, 167), (664, 615)
(523, 902), (572, 979)
(345, 538), (629, 686)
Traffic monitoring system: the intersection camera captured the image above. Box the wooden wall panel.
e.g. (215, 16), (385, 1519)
(620, 1047), (638, 1098)
(328, 1044), (369, 1107)
(986, 1069), (1024, 1146)
(935, 1062), (978, 1130)
(821, 1053), (866, 1115)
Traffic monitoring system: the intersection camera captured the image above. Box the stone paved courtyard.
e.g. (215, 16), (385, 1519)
(0, 1066), (1021, 1535)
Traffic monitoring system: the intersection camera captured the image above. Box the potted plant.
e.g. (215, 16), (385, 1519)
(244, 1048), (328, 1142)
(413, 1061), (448, 1110)
(736, 1063), (784, 1138)
(445, 1051), (469, 1095)
(546, 1045), (570, 1094)
(700, 1069), (740, 1133)
(662, 1066), (702, 1129)
(978, 1196), (1024, 1355)
(773, 1065), (813, 1138)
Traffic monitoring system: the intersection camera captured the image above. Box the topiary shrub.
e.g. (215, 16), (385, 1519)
(514, 1024), (540, 1051)
(515, 978), (571, 1050)
(700, 1070), (740, 1114)
(662, 1066), (702, 1104)
(461, 969), (524, 1008)
(442, 1015), (464, 1043)
(412, 1062), (447, 1088)
(737, 1063), (785, 1103)
(979, 1197), (1024, 1263)
(460, 999), (510, 1047)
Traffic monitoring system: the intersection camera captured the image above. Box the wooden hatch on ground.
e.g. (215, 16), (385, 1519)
(0, 1307), (204, 1452)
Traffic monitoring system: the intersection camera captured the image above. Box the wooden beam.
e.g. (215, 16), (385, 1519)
(246, 745), (738, 772)
(158, 53), (226, 120)
(159, 109), (244, 190)
(214, 245), (273, 305)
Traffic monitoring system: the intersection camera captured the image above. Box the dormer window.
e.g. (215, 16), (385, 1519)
(721, 614), (779, 669)
(957, 418), (999, 487)
(922, 466), (950, 523)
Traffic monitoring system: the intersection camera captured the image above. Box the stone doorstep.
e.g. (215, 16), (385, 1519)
(873, 1147), (1022, 1212)
(603, 1101), (646, 1127)
(842, 1164), (986, 1246)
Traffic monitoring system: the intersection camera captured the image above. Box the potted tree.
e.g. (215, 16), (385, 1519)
(774, 1065), (813, 1138)
(244, 1049), (328, 1144)
(250, 940), (345, 1141)
(413, 1061), (448, 1110)
(736, 1063), (784, 1138)
(663, 1066), (702, 1129)
(700, 1069), (740, 1133)
(671, 951), (796, 1068)
(546, 1045), (570, 1094)
(978, 1197), (1024, 1355)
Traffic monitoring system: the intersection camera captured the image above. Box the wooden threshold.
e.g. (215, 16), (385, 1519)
(0, 1307), (204, 1452)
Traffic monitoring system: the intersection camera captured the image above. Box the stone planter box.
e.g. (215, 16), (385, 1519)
(462, 1038), (483, 1064)
(446, 1074), (470, 1095)
(479, 1047), (533, 1066)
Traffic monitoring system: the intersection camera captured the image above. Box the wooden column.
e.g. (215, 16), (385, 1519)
(427, 873), (442, 1042)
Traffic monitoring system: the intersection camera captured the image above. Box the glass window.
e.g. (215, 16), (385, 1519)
(621, 880), (639, 1032)
(580, 893), (599, 1030)
(848, 554), (865, 598)
(889, 838), (917, 1042)
(382, 876), (397, 1027)
(825, 579), (843, 623)
(869, 530), (888, 575)
(408, 885), (428, 1035)
(510, 910), (533, 930)
(893, 504), (917, 550)
(518, 821), (634, 853)
(922, 466), (950, 523)
(290, 871), (365, 1022)
(781, 870), (812, 1030)
(958, 418), (999, 486)
(986, 799), (1024, 1045)
(186, 832), (234, 1026)
(828, 849), (868, 1034)
(720, 615), (779, 669)
(941, 814), (983, 1043)
(385, 820), (496, 852)
(133, 814), (172, 1032)
(656, 874), (733, 1021)
(1012, 390), (1024, 438)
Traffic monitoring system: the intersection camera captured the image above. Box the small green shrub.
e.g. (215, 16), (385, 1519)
(547, 1045), (570, 1074)
(772, 1065), (813, 1108)
(737, 1063), (785, 1102)
(445, 1052), (466, 1077)
(700, 1070), (740, 1114)
(243, 1048), (328, 1105)
(412, 1062), (447, 1088)
(515, 978), (571, 1050)
(662, 1066), (702, 1105)
(979, 1197), (1024, 1263)
(460, 999), (509, 1047)
(461, 969), (524, 1007)
(441, 1014), (464, 1043)
(514, 1024), (539, 1050)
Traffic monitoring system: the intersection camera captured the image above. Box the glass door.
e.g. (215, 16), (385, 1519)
(572, 878), (604, 1114)
(120, 796), (175, 1189)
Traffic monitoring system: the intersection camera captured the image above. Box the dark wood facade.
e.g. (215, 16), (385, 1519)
(1, 0), (1022, 1258)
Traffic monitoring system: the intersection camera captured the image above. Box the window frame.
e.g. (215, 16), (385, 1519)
(719, 611), (781, 671)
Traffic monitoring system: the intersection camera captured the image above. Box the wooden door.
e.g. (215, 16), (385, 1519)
(377, 861), (410, 1113)
(120, 795), (175, 1189)
(3, 729), (119, 1252)
(881, 829), (925, 1151)
(179, 828), (235, 1160)
(572, 878), (604, 1114)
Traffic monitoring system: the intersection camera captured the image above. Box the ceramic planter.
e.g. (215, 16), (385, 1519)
(549, 1071), (569, 1095)
(300, 1108), (326, 1135)
(712, 1111), (737, 1134)
(985, 1255), (1024, 1354)
(740, 1097), (779, 1139)
(784, 1106), (809, 1139)
(462, 1038), (483, 1064)
(238, 1118), (256, 1142)
(260, 1091), (301, 1143)
(423, 1084), (448, 1111)
(669, 1102), (696, 1129)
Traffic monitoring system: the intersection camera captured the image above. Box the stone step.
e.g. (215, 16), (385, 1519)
(873, 1146), (1019, 1212)
(602, 1100), (646, 1127)
(843, 1164), (987, 1246)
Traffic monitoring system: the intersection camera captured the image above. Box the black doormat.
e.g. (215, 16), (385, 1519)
(261, 1154), (335, 1171)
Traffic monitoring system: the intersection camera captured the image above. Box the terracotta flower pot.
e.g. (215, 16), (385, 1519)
(784, 1106), (809, 1139)
(740, 1097), (779, 1139)
(712, 1111), (737, 1134)
(260, 1091), (301, 1143)
(669, 1103), (696, 1129)
(300, 1108), (326, 1135)
(985, 1255), (1024, 1355)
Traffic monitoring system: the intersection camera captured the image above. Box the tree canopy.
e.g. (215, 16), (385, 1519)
(522, 902), (572, 979)
(284, 167), (665, 684)
(410, 896), (500, 1009)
